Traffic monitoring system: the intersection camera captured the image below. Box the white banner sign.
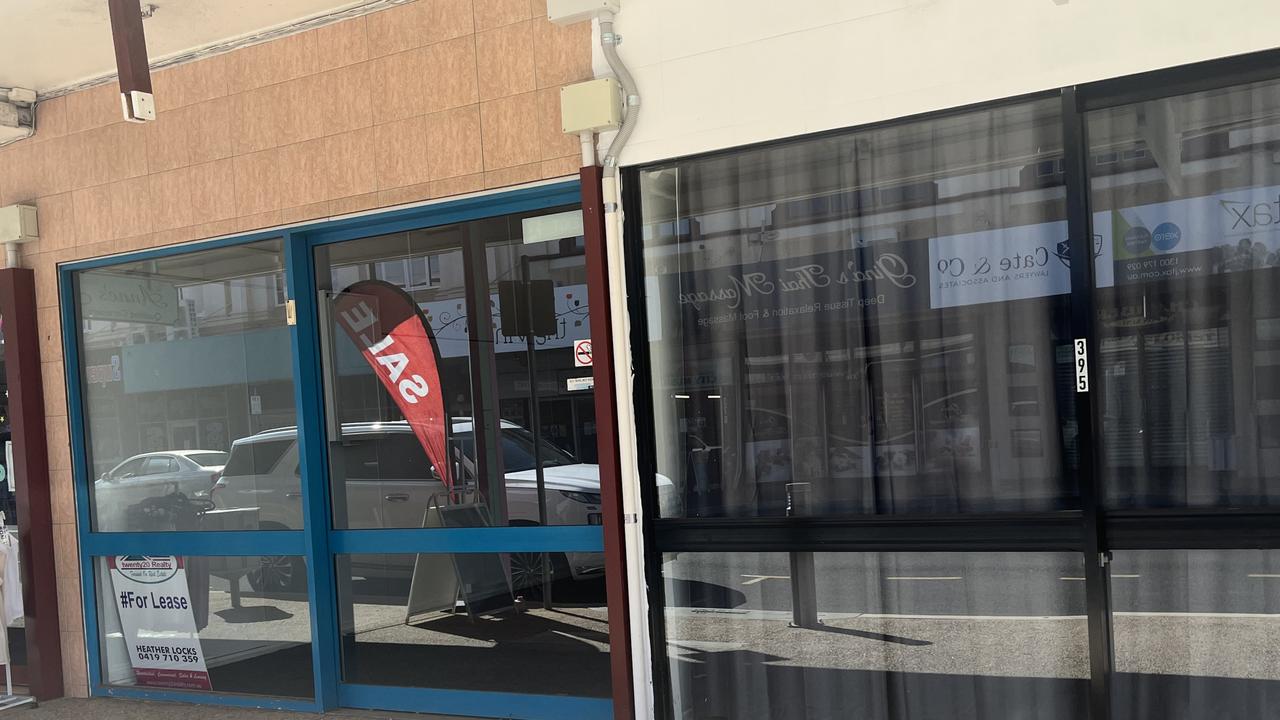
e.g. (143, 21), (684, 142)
(109, 556), (211, 690)
(928, 221), (1072, 309)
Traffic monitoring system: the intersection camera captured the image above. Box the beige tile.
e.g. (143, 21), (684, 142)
(427, 105), (484, 180)
(63, 83), (119, 135)
(426, 36), (480, 113)
(43, 408), (71, 471)
(110, 176), (154, 240)
(86, 123), (149, 187)
(278, 75), (330, 148)
(36, 192), (77, 251)
(60, 630), (86, 681)
(152, 55), (230, 111)
(50, 467), (77, 527)
(476, 21), (536, 101)
(230, 84), (285, 155)
(225, 32), (319, 91)
(33, 252), (63, 309)
(190, 219), (242, 241)
(189, 158), (238, 225)
(529, 0), (548, 19)
(479, 92), (540, 170)
(35, 95), (68, 139)
(278, 138), (330, 209)
(233, 148), (284, 216)
(431, 172), (485, 199)
(377, 182), (435, 208)
(320, 63), (375, 136)
(149, 167), (194, 232)
(536, 86), (577, 160)
(369, 49), (431, 123)
(150, 226), (201, 249)
(367, 0), (475, 57)
(236, 210), (284, 233)
(53, 523), (78, 579)
(474, 0), (530, 30)
(541, 155), (580, 179)
(0, 139), (51, 203)
(532, 17), (592, 88)
(281, 201), (331, 225)
(56, 570), (82, 629)
(484, 161), (542, 188)
(71, 185), (113, 244)
(330, 192), (382, 216)
(187, 98), (234, 165)
(42, 360), (68, 419)
(144, 108), (192, 173)
(375, 115), (432, 190)
(73, 129), (115, 190)
(315, 16), (370, 72)
(325, 128), (378, 200)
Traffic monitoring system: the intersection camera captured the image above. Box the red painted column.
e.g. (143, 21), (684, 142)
(580, 166), (635, 720)
(0, 269), (63, 701)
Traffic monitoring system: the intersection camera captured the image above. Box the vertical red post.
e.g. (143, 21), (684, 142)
(0, 269), (63, 701)
(107, 0), (154, 122)
(581, 166), (635, 720)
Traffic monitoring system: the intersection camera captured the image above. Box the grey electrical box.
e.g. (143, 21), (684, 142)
(561, 78), (622, 134)
(546, 0), (620, 25)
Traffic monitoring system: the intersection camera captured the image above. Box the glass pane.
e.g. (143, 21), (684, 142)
(638, 98), (1076, 518)
(336, 552), (609, 697)
(663, 551), (1087, 719)
(0, 313), (13, 525)
(1111, 549), (1280, 719)
(317, 206), (599, 530)
(75, 239), (298, 531)
(95, 555), (313, 698)
(1088, 79), (1280, 508)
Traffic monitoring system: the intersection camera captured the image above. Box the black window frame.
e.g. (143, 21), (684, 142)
(624, 47), (1280, 720)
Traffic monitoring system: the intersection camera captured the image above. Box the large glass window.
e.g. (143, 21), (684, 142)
(663, 551), (1088, 719)
(95, 555), (313, 698)
(1089, 78), (1280, 508)
(315, 210), (600, 531)
(638, 98), (1076, 518)
(1111, 550), (1280, 719)
(75, 240), (297, 532)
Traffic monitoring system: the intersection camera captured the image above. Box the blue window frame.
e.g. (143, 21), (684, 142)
(62, 180), (610, 719)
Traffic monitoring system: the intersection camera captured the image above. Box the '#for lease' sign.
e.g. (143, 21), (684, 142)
(109, 556), (211, 690)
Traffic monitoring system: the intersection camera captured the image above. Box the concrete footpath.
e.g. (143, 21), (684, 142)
(17, 698), (467, 719)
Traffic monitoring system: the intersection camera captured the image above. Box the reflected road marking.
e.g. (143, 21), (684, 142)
(886, 576), (962, 581)
(1061, 574), (1139, 581)
(741, 574), (790, 585)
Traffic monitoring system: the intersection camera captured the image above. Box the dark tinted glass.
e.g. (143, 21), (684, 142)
(1088, 79), (1280, 508)
(1111, 549), (1280, 719)
(638, 99), (1076, 518)
(663, 551), (1087, 719)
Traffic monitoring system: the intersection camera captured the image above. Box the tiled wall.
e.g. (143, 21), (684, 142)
(0, 0), (592, 697)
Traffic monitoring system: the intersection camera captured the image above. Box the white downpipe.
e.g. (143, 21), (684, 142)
(580, 131), (596, 167)
(4, 242), (17, 269)
(596, 10), (655, 720)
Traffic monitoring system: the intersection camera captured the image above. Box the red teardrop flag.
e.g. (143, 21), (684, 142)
(334, 280), (453, 488)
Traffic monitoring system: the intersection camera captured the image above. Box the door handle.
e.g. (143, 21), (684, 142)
(385, 494), (410, 502)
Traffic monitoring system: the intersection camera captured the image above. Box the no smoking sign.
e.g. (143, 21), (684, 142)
(574, 339), (593, 367)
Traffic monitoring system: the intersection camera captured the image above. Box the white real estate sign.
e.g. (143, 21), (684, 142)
(108, 556), (211, 691)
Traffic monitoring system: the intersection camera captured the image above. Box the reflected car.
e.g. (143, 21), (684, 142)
(212, 420), (679, 591)
(93, 450), (229, 531)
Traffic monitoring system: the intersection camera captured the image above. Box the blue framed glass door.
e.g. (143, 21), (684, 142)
(291, 183), (612, 719)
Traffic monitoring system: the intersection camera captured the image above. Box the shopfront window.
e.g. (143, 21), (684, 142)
(1088, 78), (1280, 508)
(663, 551), (1088, 719)
(74, 239), (297, 532)
(94, 555), (313, 698)
(638, 98), (1076, 518)
(315, 211), (599, 531)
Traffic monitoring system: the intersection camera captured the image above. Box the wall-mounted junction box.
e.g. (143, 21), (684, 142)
(546, 0), (620, 25)
(561, 78), (621, 134)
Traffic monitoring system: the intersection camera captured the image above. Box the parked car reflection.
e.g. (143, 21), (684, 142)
(94, 450), (228, 531)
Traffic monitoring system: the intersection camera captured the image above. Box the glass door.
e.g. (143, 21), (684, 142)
(312, 207), (612, 718)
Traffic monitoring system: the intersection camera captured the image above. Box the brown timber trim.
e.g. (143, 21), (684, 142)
(0, 269), (63, 700)
(581, 165), (634, 720)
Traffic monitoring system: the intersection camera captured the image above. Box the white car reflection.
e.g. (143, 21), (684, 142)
(93, 450), (228, 531)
